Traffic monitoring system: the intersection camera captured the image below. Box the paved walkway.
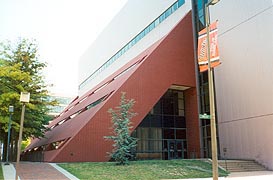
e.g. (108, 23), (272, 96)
(2, 162), (273, 180)
(1, 162), (79, 180)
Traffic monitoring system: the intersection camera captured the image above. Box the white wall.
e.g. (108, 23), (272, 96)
(78, 0), (192, 95)
(211, 0), (273, 169)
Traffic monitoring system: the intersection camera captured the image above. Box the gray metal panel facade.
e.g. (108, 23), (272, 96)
(211, 0), (273, 169)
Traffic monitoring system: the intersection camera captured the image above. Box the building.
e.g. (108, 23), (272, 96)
(23, 0), (273, 170)
(47, 94), (74, 117)
(209, 0), (273, 170)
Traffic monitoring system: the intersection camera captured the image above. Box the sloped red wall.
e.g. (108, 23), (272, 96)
(50, 12), (200, 162)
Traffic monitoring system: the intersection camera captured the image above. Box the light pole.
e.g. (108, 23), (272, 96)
(4, 105), (14, 165)
(205, 0), (220, 180)
(15, 92), (30, 180)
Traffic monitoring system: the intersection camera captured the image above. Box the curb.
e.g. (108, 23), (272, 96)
(1, 162), (18, 180)
(50, 163), (79, 180)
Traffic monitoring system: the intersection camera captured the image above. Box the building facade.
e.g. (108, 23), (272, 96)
(209, 0), (273, 170)
(23, 0), (273, 170)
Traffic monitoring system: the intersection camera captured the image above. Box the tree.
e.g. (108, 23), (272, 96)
(0, 38), (56, 161)
(104, 92), (138, 165)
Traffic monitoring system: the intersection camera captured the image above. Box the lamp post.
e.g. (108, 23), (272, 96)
(205, 0), (220, 180)
(4, 105), (14, 165)
(15, 92), (30, 180)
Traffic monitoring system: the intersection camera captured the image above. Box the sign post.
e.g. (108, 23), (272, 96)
(15, 92), (30, 180)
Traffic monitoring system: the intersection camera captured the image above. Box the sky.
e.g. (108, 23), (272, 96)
(0, 0), (127, 97)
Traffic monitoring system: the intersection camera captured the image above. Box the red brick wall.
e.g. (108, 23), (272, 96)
(50, 12), (200, 162)
(185, 88), (201, 158)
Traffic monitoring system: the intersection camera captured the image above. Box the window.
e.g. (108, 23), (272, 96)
(79, 0), (186, 90)
(159, 13), (165, 23)
(113, 57), (143, 80)
(149, 22), (155, 31)
(133, 89), (187, 160)
(46, 139), (69, 151)
(86, 96), (106, 109)
(173, 2), (178, 11)
(178, 0), (185, 7)
(165, 7), (172, 18)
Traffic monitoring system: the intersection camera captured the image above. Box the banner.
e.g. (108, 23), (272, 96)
(198, 21), (220, 72)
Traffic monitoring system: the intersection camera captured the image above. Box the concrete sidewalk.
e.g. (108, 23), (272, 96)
(226, 171), (273, 179)
(181, 171), (273, 180)
(1, 162), (79, 180)
(2, 163), (17, 180)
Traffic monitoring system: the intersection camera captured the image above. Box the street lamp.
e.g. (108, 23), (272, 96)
(15, 92), (30, 180)
(4, 105), (14, 165)
(205, 0), (220, 180)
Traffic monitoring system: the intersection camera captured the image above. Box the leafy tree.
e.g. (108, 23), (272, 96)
(104, 92), (138, 165)
(0, 38), (56, 161)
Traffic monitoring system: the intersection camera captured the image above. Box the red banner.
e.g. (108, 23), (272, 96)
(198, 21), (220, 72)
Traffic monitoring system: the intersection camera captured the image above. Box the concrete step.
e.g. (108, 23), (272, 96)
(218, 160), (267, 172)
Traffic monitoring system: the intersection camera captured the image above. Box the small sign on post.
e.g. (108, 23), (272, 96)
(199, 114), (211, 119)
(9, 106), (14, 113)
(20, 92), (30, 103)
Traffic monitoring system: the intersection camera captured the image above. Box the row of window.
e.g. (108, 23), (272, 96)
(135, 139), (187, 153)
(56, 56), (144, 123)
(50, 56), (145, 133)
(28, 92), (113, 151)
(79, 0), (186, 90)
(23, 138), (69, 153)
(49, 93), (111, 130)
(133, 127), (187, 140)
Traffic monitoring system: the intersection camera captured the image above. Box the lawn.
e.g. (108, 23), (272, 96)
(0, 164), (4, 180)
(59, 159), (229, 180)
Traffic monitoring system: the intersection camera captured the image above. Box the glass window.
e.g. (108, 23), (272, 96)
(159, 13), (165, 23)
(131, 38), (136, 46)
(86, 95), (106, 109)
(173, 2), (178, 11)
(150, 115), (162, 127)
(178, 0), (185, 7)
(162, 98), (174, 115)
(126, 42), (130, 49)
(175, 116), (186, 128)
(133, 89), (188, 160)
(137, 140), (149, 152)
(178, 99), (184, 109)
(135, 34), (140, 42)
(153, 101), (162, 114)
(140, 31), (145, 39)
(121, 47), (125, 55)
(137, 128), (149, 139)
(163, 115), (174, 128)
(150, 128), (162, 140)
(163, 129), (175, 139)
(176, 129), (187, 139)
(165, 8), (172, 18)
(124, 44), (129, 51)
(179, 110), (185, 116)
(154, 18), (160, 27)
(149, 22), (155, 31)
(139, 116), (150, 127)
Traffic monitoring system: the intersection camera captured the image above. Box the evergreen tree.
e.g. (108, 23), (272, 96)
(104, 92), (138, 165)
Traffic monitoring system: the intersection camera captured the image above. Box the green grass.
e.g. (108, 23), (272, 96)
(59, 159), (229, 180)
(0, 164), (4, 180)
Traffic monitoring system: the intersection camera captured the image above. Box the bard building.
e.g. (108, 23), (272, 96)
(23, 0), (273, 170)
